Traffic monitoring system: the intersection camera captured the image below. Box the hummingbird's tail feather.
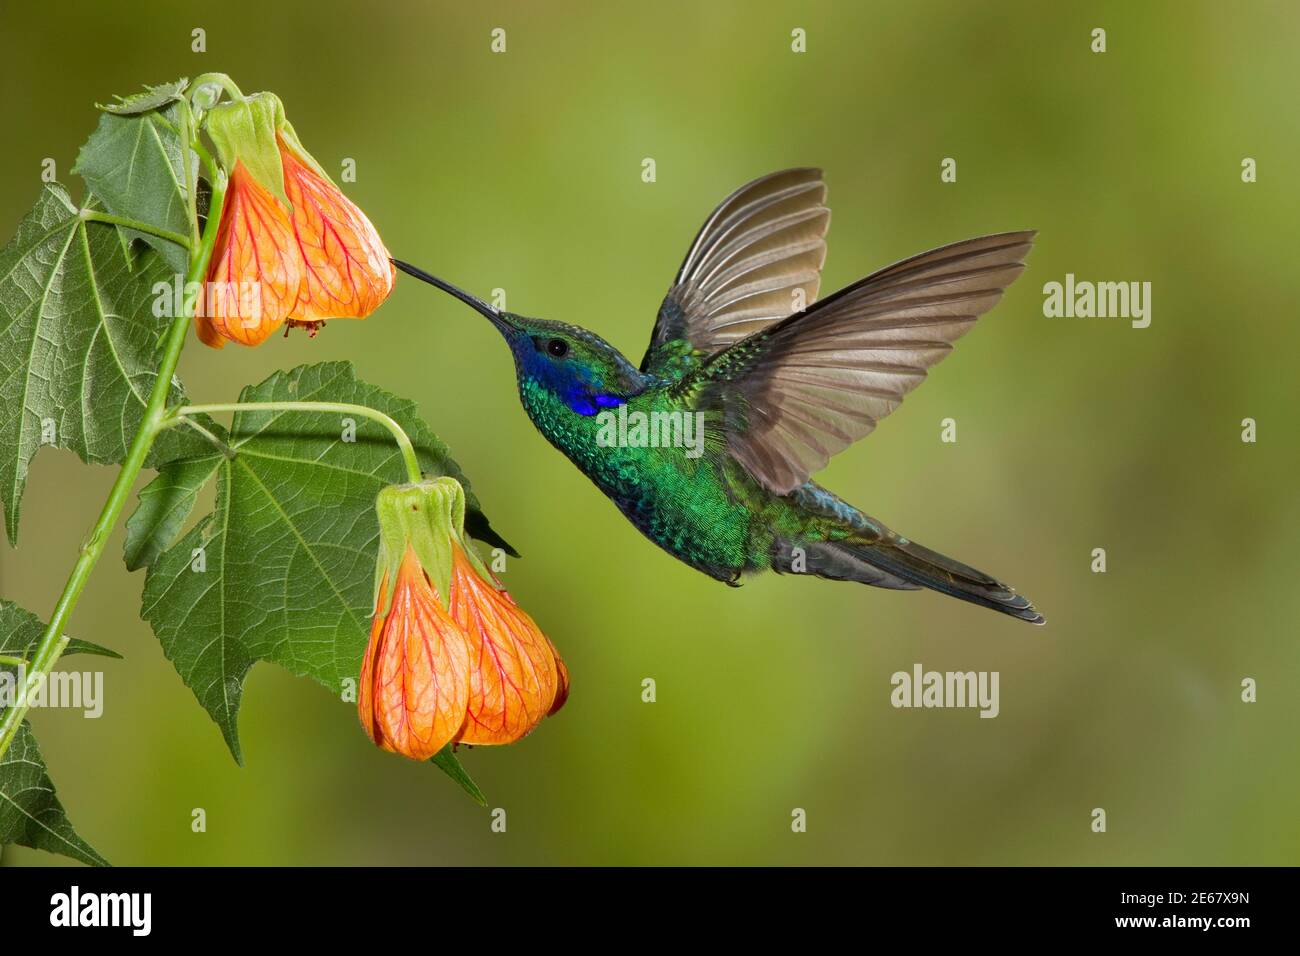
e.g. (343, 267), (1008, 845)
(773, 538), (920, 591)
(775, 533), (1044, 625)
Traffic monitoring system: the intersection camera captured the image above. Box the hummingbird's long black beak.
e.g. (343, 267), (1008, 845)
(390, 258), (515, 336)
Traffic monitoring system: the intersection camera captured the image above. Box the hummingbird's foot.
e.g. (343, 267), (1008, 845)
(284, 319), (327, 338)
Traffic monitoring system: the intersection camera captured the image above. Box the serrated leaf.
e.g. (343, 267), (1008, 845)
(0, 601), (116, 866)
(139, 361), (512, 763)
(0, 722), (108, 866)
(123, 451), (222, 572)
(73, 102), (191, 272)
(98, 77), (188, 116)
(0, 599), (121, 660)
(0, 184), (203, 546)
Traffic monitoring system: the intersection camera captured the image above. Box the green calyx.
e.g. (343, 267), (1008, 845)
(373, 478), (497, 614)
(205, 92), (289, 207)
(276, 117), (336, 184)
(205, 92), (287, 208)
(204, 90), (337, 213)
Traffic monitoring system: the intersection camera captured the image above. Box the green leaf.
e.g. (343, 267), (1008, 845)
(431, 746), (487, 807)
(0, 600), (118, 866)
(73, 102), (191, 272)
(0, 721), (108, 866)
(139, 361), (511, 766)
(98, 77), (188, 116)
(0, 184), (202, 546)
(124, 451), (225, 572)
(0, 599), (121, 660)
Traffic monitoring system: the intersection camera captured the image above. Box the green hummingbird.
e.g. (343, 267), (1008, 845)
(394, 168), (1043, 623)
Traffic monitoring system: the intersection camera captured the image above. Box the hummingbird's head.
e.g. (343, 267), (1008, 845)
(494, 313), (648, 415)
(391, 259), (648, 416)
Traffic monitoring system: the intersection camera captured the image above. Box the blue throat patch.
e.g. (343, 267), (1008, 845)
(566, 390), (624, 416)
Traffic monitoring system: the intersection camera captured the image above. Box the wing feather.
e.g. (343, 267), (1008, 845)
(699, 231), (1036, 494)
(641, 169), (830, 376)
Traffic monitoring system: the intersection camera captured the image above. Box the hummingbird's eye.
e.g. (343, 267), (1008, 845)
(546, 338), (569, 358)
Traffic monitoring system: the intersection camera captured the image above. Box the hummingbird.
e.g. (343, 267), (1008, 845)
(394, 169), (1043, 623)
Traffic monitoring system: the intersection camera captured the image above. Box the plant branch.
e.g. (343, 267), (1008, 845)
(187, 73), (244, 116)
(79, 209), (191, 249)
(175, 415), (236, 458)
(0, 175), (228, 761)
(153, 111), (219, 183)
(160, 401), (425, 485)
(178, 101), (201, 247)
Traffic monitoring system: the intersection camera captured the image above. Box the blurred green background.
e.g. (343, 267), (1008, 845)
(1, 0), (1296, 865)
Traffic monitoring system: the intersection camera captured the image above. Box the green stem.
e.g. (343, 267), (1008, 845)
(188, 72), (244, 113)
(80, 209), (191, 249)
(160, 402), (424, 485)
(174, 415), (236, 458)
(191, 139), (219, 182)
(178, 101), (200, 247)
(154, 112), (218, 182)
(0, 656), (27, 668)
(0, 175), (228, 761)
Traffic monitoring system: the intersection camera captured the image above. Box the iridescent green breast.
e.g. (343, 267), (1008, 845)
(517, 379), (760, 580)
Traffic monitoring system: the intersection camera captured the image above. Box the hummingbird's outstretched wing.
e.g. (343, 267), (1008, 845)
(692, 231), (1036, 495)
(640, 168), (830, 380)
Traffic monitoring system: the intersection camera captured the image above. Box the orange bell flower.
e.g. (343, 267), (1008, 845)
(196, 161), (301, 347)
(279, 133), (394, 324)
(196, 92), (394, 348)
(358, 479), (566, 761)
(358, 544), (471, 761)
(448, 543), (565, 745)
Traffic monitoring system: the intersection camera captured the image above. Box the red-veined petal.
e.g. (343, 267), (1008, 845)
(280, 135), (395, 322)
(448, 545), (561, 745)
(358, 547), (471, 761)
(198, 161), (301, 347)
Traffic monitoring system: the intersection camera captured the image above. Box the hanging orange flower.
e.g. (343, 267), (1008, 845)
(195, 161), (301, 347)
(358, 545), (471, 760)
(449, 542), (564, 745)
(279, 133), (394, 324)
(358, 479), (567, 761)
(196, 92), (394, 348)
